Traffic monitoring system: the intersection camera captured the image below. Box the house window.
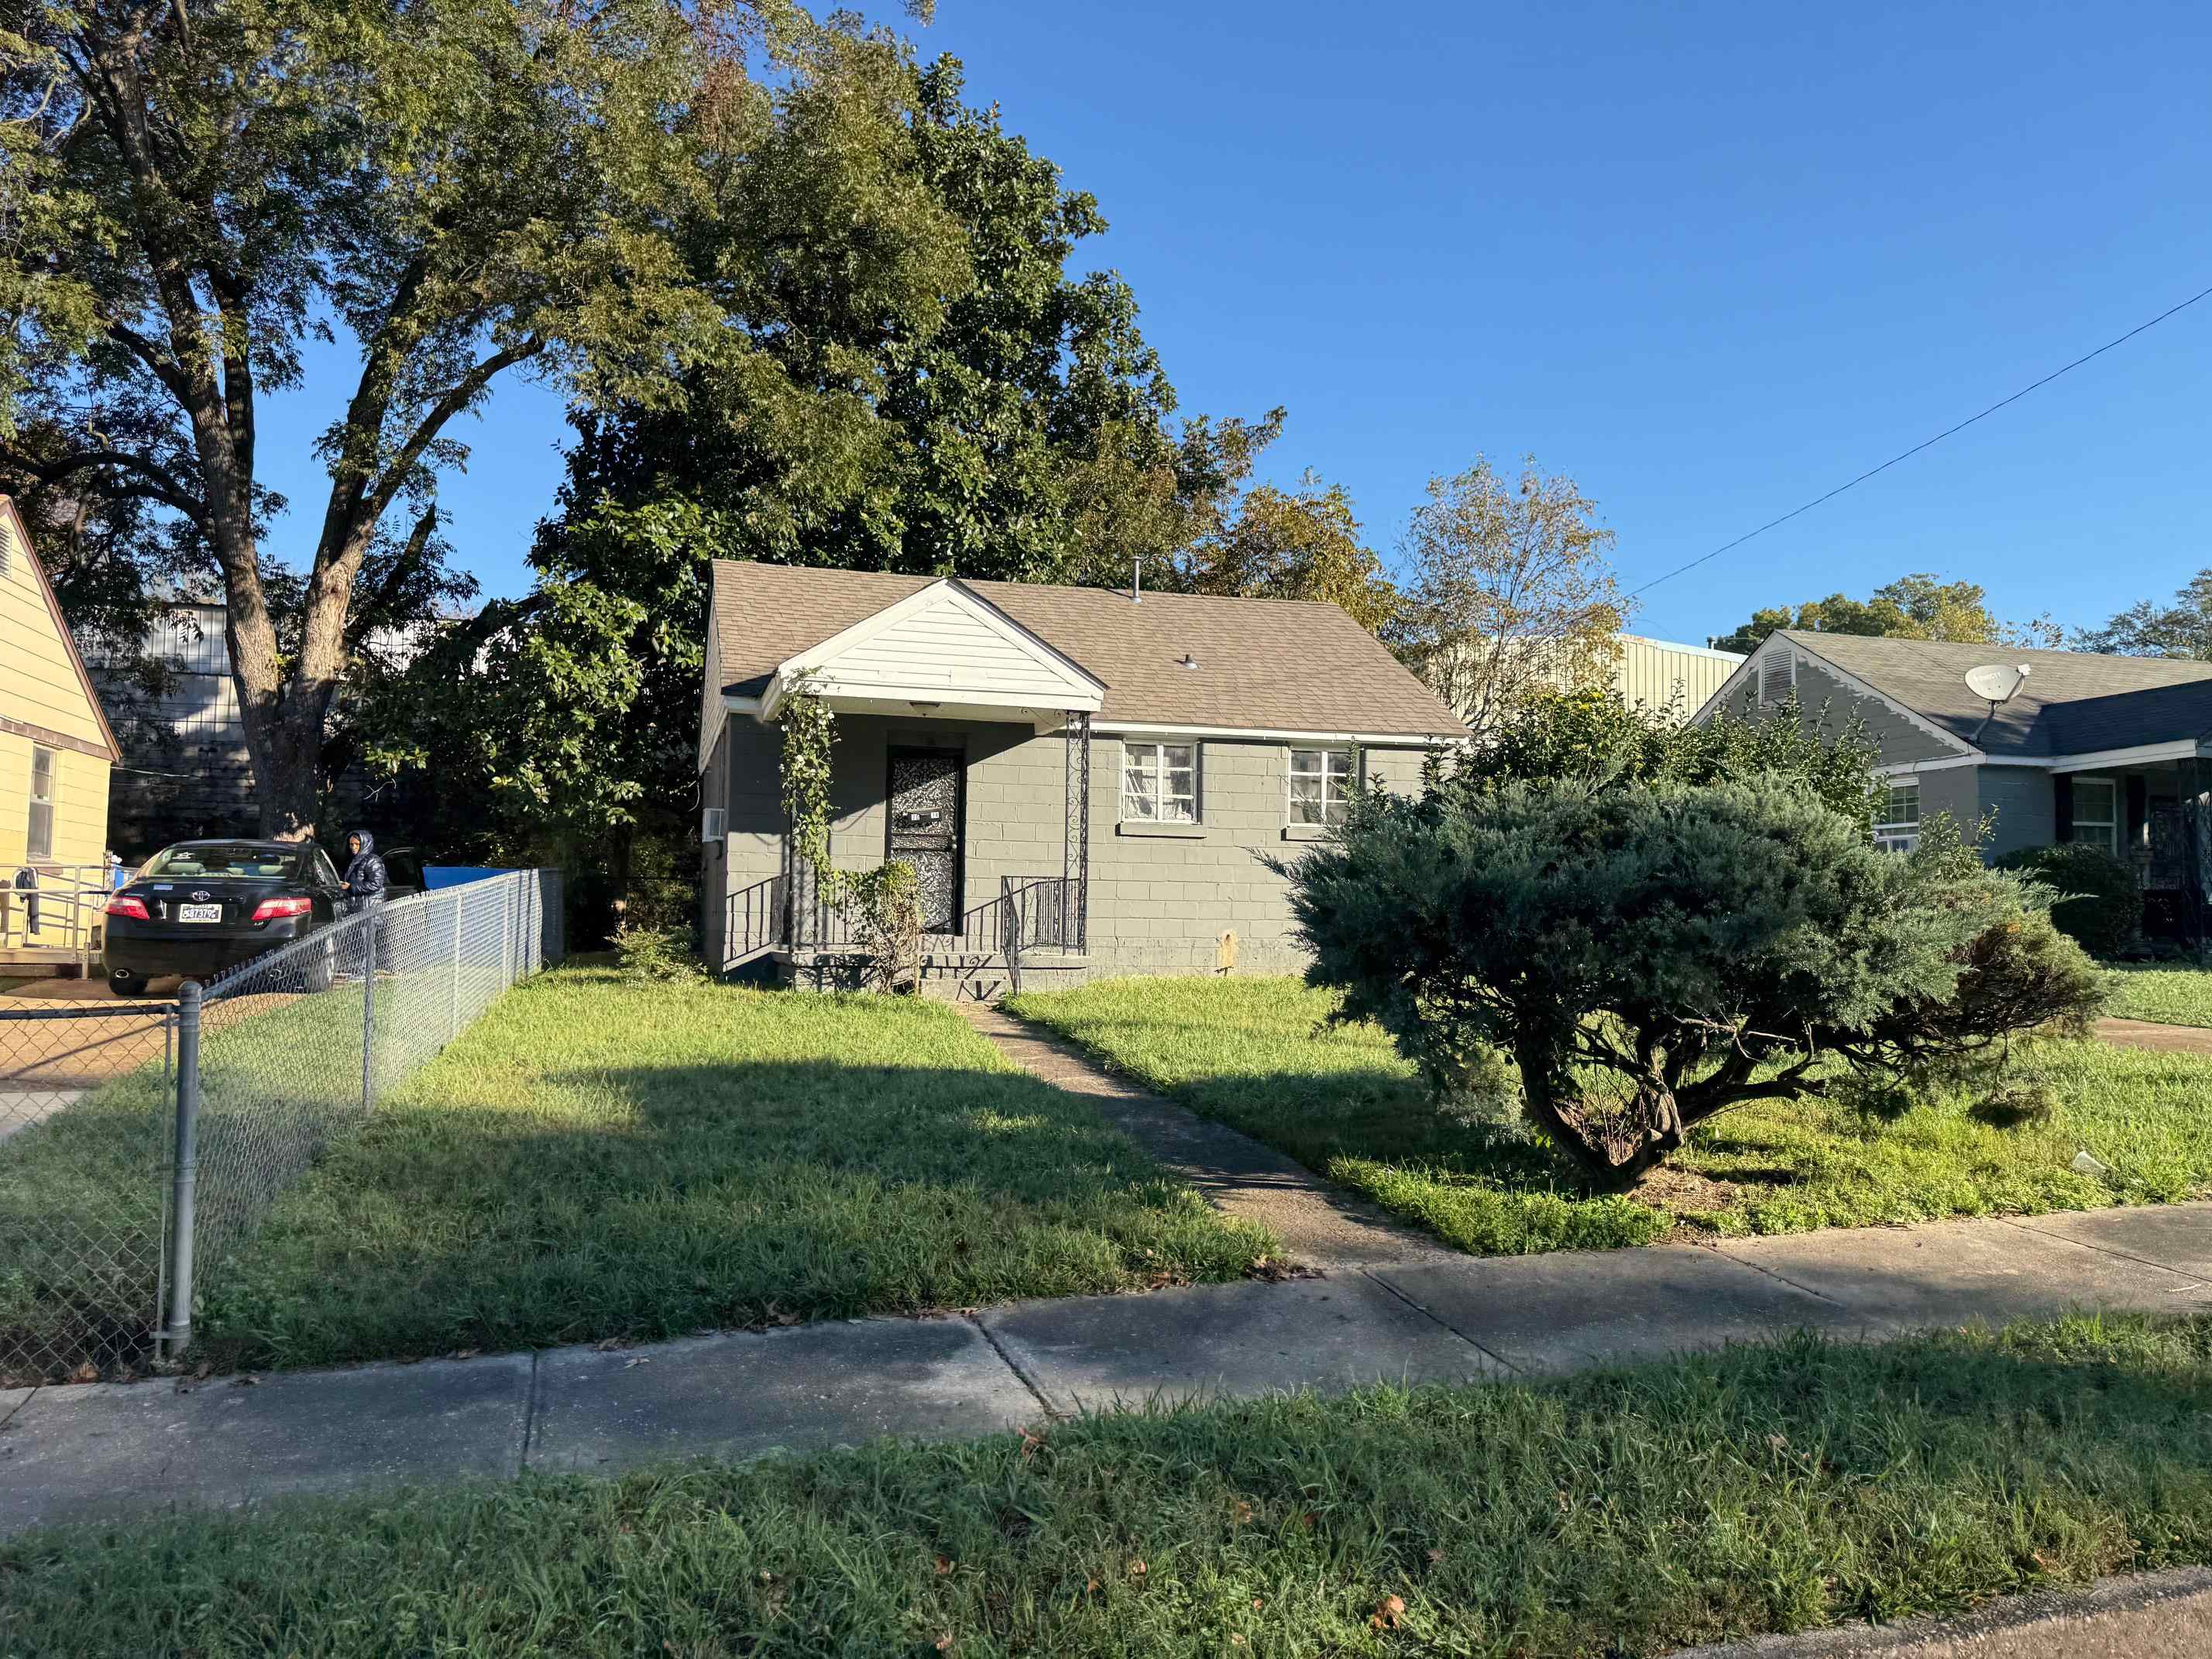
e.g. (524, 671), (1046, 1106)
(1121, 742), (1197, 823)
(1289, 748), (1356, 826)
(26, 746), (55, 860)
(2071, 778), (2119, 857)
(1873, 779), (1919, 854)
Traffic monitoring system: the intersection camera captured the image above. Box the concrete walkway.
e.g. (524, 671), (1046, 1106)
(1681, 1567), (2212, 1657)
(2097, 1017), (2212, 1057)
(957, 1000), (1448, 1266)
(4, 1200), (2208, 1537)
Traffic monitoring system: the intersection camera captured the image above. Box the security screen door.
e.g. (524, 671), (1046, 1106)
(887, 747), (963, 933)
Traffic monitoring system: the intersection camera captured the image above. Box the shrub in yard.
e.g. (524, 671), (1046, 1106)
(613, 919), (705, 983)
(1288, 775), (2104, 1191)
(1444, 684), (1884, 826)
(1994, 842), (2142, 960)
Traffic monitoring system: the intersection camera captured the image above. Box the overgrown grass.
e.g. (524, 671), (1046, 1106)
(10, 1313), (2212, 1656)
(2103, 964), (2212, 1028)
(190, 967), (1273, 1370)
(1006, 976), (2212, 1257)
(2, 985), (369, 1382)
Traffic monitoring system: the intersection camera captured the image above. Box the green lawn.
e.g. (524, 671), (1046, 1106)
(187, 967), (1273, 1371)
(2102, 964), (2212, 1028)
(9, 1313), (2212, 1657)
(1005, 977), (2212, 1257)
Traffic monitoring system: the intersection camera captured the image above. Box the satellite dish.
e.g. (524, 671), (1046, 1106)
(1965, 663), (2032, 741)
(1964, 664), (2028, 703)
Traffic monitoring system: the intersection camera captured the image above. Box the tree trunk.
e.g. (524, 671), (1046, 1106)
(1609, 1080), (1688, 1193)
(1511, 1034), (1693, 1194)
(1510, 1032), (1616, 1184)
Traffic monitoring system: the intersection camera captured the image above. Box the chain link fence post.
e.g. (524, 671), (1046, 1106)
(360, 897), (378, 1111)
(502, 876), (517, 991)
(159, 981), (204, 1362)
(448, 886), (464, 1041)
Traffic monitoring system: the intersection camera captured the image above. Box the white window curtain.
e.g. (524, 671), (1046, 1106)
(1873, 779), (1919, 854)
(1289, 748), (1355, 826)
(1121, 742), (1197, 823)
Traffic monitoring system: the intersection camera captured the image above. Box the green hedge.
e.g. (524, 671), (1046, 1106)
(1995, 842), (2141, 959)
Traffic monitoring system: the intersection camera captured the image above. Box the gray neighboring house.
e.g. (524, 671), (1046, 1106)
(697, 561), (1467, 995)
(1695, 630), (2212, 919)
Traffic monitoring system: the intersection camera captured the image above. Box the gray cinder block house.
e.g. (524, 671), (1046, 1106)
(1697, 630), (2212, 920)
(696, 561), (1467, 995)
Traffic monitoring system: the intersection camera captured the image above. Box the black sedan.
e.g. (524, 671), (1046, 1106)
(103, 840), (346, 997)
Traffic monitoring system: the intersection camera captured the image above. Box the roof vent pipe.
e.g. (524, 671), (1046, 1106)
(1131, 555), (1142, 604)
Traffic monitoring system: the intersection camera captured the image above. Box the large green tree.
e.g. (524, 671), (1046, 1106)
(371, 53), (1286, 891)
(552, 57), (1276, 586)
(1709, 575), (2062, 655)
(1176, 470), (1400, 635)
(1392, 456), (1627, 739)
(0, 0), (937, 840)
(2076, 569), (2212, 660)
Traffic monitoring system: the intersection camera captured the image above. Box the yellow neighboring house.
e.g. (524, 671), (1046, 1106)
(0, 496), (122, 967)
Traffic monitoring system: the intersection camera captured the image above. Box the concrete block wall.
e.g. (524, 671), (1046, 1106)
(707, 708), (1438, 977)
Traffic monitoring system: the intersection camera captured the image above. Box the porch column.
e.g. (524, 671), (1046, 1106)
(1064, 710), (1091, 953)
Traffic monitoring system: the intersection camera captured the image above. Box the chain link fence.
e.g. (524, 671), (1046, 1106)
(0, 869), (562, 1382)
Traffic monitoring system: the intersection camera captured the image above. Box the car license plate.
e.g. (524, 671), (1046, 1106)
(178, 904), (222, 923)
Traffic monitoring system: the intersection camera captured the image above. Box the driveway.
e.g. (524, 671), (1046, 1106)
(0, 980), (173, 1142)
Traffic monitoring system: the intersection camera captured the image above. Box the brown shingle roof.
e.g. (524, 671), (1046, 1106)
(1783, 630), (2212, 757)
(710, 561), (1467, 737)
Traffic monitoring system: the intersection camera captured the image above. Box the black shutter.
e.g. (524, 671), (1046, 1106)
(2126, 775), (2148, 852)
(2053, 775), (2073, 843)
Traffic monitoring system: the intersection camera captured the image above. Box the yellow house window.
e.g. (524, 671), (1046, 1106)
(27, 745), (55, 860)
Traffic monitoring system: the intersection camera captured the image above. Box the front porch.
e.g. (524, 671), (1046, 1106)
(0, 863), (110, 978)
(704, 575), (1108, 998)
(728, 863), (1093, 1001)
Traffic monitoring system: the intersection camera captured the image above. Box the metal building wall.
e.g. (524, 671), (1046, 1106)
(1609, 635), (1747, 717)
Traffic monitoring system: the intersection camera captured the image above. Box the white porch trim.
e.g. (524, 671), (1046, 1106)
(2047, 740), (2207, 774)
(758, 579), (1104, 723)
(1873, 740), (2210, 780)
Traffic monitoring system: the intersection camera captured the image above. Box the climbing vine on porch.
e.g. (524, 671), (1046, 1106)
(778, 686), (924, 989)
(777, 685), (840, 878)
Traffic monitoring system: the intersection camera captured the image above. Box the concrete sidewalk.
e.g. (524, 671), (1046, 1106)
(4, 1200), (2208, 1537)
(957, 999), (1448, 1267)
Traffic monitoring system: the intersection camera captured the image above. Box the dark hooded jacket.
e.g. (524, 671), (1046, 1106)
(342, 829), (387, 908)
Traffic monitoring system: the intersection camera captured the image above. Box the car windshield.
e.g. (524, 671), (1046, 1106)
(142, 846), (302, 881)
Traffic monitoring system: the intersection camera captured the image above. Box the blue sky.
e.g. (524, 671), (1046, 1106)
(257, 0), (2212, 647)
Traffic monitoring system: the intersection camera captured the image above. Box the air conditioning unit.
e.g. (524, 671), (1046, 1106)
(700, 806), (726, 843)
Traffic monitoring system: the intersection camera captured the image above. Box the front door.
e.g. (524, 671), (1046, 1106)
(887, 747), (963, 933)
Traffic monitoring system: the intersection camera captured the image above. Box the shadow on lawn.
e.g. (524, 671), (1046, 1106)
(191, 1057), (1273, 1372)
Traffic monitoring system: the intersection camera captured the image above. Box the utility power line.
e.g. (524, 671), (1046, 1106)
(1627, 280), (2212, 599)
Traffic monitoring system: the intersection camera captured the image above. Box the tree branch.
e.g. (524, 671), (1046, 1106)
(0, 443), (208, 524)
(103, 319), (193, 403)
(358, 338), (544, 531)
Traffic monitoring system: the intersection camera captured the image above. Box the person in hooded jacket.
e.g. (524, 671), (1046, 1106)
(341, 829), (387, 915)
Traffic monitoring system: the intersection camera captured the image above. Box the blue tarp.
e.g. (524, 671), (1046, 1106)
(423, 865), (512, 891)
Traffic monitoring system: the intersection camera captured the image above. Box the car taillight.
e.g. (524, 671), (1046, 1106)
(105, 895), (149, 920)
(251, 896), (313, 921)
